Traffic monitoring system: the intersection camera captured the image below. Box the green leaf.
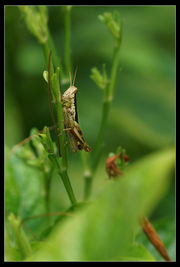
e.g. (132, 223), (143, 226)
(5, 145), (46, 231)
(26, 147), (175, 261)
(43, 70), (48, 83)
(119, 243), (155, 261)
(110, 104), (175, 149)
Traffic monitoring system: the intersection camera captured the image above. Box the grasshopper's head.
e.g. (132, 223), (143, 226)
(63, 69), (78, 100)
(62, 86), (77, 99)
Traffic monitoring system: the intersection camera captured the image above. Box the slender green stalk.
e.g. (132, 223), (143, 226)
(42, 41), (50, 69)
(80, 151), (92, 200)
(53, 156), (77, 205)
(107, 46), (121, 100)
(47, 57), (75, 204)
(40, 142), (76, 205)
(64, 6), (72, 76)
(8, 213), (32, 258)
(41, 49), (76, 206)
(43, 168), (54, 224)
(84, 44), (122, 200)
(92, 101), (110, 172)
(51, 64), (68, 169)
(83, 171), (93, 201)
(61, 171), (77, 205)
(56, 100), (68, 168)
(92, 45), (121, 170)
(47, 31), (65, 80)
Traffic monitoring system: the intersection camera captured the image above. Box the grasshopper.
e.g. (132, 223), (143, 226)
(62, 71), (91, 153)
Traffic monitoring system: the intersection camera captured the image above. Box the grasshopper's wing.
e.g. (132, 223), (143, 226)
(67, 131), (79, 152)
(63, 111), (79, 152)
(72, 122), (91, 152)
(74, 93), (79, 123)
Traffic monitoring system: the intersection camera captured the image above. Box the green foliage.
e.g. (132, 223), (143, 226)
(5, 146), (46, 220)
(18, 6), (48, 44)
(23, 148), (174, 261)
(38, 126), (55, 155)
(98, 11), (122, 46)
(5, 146), (175, 261)
(90, 65), (109, 90)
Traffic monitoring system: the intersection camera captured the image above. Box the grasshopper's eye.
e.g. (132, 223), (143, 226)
(77, 144), (82, 150)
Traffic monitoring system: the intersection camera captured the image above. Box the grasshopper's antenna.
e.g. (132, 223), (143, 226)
(73, 66), (78, 86)
(69, 72), (72, 87)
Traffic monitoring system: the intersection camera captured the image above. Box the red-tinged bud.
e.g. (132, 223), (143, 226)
(106, 153), (122, 178)
(124, 154), (130, 162)
(105, 151), (130, 179)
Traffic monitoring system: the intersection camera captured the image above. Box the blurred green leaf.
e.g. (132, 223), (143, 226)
(26, 147), (174, 261)
(119, 243), (155, 261)
(5, 146), (46, 233)
(110, 104), (175, 149)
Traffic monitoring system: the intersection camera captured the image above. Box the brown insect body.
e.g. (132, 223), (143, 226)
(62, 84), (90, 153)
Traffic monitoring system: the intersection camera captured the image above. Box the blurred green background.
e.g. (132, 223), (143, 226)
(5, 6), (175, 218)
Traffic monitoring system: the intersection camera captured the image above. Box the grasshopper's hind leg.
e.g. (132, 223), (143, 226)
(57, 128), (72, 136)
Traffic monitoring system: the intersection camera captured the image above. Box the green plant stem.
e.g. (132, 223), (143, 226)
(92, 100), (110, 172)
(64, 6), (72, 77)
(83, 171), (93, 201)
(43, 167), (54, 225)
(92, 45), (121, 170)
(44, 175), (51, 213)
(47, 50), (68, 169)
(47, 32), (65, 80)
(84, 45), (121, 200)
(43, 46), (76, 206)
(8, 213), (32, 258)
(42, 41), (50, 69)
(51, 65), (68, 169)
(53, 156), (77, 205)
(80, 151), (92, 200)
(42, 34), (65, 82)
(56, 100), (68, 169)
(107, 45), (121, 101)
(61, 170), (77, 205)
